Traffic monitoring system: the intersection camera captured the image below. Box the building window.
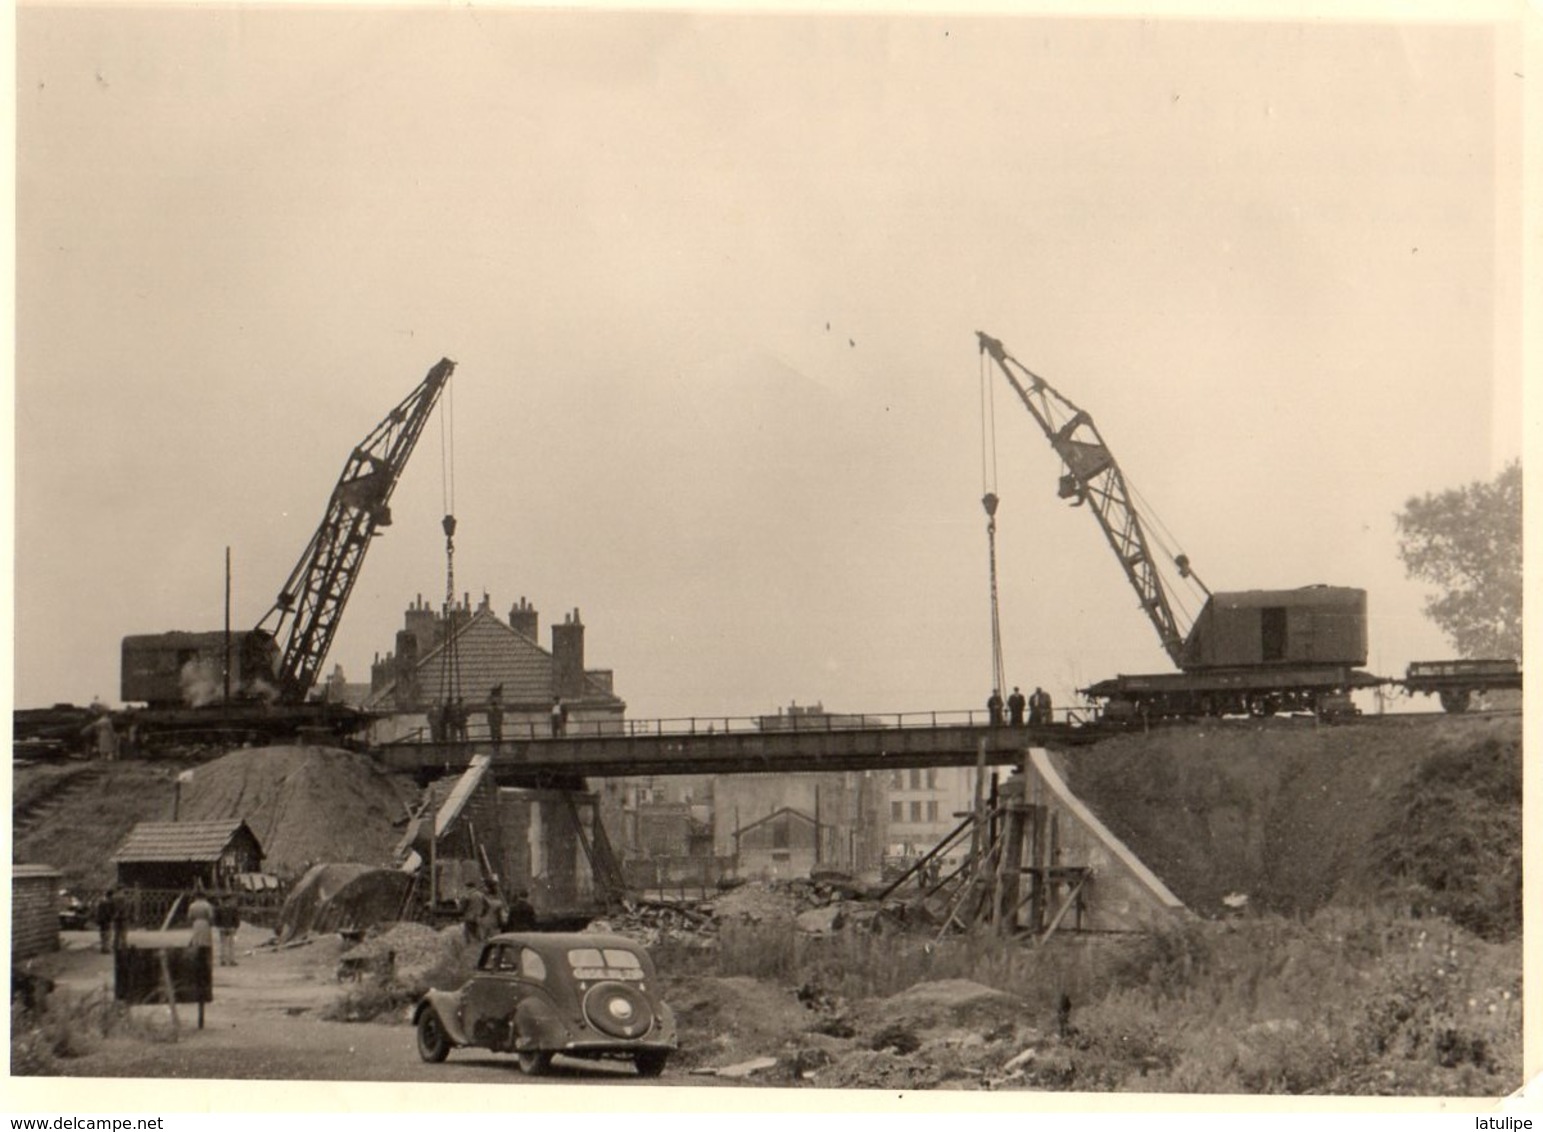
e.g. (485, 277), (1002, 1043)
(910, 801), (922, 822)
(891, 801), (903, 823)
(927, 800), (939, 822)
(909, 768), (922, 790)
(890, 770), (903, 789)
(926, 768), (937, 789)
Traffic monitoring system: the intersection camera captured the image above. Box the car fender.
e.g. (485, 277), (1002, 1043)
(414, 991), (469, 1047)
(513, 995), (570, 1051)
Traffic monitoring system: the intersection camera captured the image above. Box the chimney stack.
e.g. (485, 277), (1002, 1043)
(551, 607), (585, 700)
(509, 596), (539, 641)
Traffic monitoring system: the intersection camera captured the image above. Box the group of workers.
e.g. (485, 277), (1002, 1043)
(458, 879), (538, 945)
(427, 689), (570, 744)
(987, 685), (1054, 727)
(94, 887), (242, 967)
(183, 891), (243, 966)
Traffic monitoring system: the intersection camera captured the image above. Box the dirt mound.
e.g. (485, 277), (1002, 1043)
(871, 979), (1022, 1030)
(661, 974), (815, 1069)
(1059, 713), (1521, 938)
(179, 745), (417, 877)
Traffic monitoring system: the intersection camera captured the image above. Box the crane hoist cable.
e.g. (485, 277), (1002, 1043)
(979, 349), (1007, 704)
(438, 378), (462, 712)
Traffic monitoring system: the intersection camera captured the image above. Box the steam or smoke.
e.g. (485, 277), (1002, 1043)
(246, 677), (281, 704)
(179, 658), (222, 708)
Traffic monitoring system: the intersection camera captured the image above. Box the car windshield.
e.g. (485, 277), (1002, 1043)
(566, 947), (645, 981)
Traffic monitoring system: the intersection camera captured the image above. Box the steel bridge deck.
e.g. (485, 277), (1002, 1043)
(375, 720), (1096, 785)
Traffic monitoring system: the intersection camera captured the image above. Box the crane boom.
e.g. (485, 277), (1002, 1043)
(976, 332), (1201, 669)
(257, 357), (456, 701)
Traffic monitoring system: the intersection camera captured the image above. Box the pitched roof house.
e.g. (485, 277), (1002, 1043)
(367, 594), (625, 738)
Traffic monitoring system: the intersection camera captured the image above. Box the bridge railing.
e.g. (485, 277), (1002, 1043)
(386, 705), (1089, 746)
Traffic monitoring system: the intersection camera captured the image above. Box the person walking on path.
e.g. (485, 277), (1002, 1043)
(1007, 687), (1027, 727)
(186, 892), (215, 959)
(110, 889), (129, 950)
(459, 880), (490, 946)
(82, 712), (119, 761)
(95, 889), (116, 954)
(215, 895), (241, 967)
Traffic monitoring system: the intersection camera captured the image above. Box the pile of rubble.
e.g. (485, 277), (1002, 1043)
(333, 921), (466, 986)
(662, 972), (1081, 1090)
(595, 875), (948, 949)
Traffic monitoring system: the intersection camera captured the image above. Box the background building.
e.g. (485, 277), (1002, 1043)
(367, 593), (625, 742)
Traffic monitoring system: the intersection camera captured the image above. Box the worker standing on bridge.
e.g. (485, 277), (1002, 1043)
(1007, 687), (1027, 727)
(551, 696), (567, 738)
(987, 689), (1005, 727)
(428, 701), (445, 743)
(486, 686), (504, 745)
(1029, 687), (1053, 725)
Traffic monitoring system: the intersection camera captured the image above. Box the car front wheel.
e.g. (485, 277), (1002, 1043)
(417, 1010), (451, 1063)
(634, 1051), (669, 1078)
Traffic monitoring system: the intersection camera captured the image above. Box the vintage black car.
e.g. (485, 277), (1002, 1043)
(412, 932), (677, 1077)
(58, 890), (90, 931)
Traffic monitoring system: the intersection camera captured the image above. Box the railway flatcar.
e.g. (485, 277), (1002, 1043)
(120, 630), (280, 708)
(1401, 658), (1522, 714)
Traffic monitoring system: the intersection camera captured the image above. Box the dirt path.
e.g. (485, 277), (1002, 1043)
(30, 930), (721, 1086)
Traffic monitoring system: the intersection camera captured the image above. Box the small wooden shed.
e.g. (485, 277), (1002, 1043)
(112, 819), (264, 892)
(12, 864), (62, 960)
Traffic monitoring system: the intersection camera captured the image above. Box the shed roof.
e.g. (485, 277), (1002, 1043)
(13, 864), (61, 879)
(113, 820), (262, 864)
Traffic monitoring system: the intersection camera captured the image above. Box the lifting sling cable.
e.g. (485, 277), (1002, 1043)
(980, 350), (1007, 704)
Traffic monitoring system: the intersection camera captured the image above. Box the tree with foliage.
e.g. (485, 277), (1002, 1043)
(1395, 460), (1522, 659)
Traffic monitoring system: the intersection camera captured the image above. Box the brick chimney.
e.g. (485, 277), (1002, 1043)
(403, 593), (437, 656)
(551, 608), (586, 700)
(509, 596), (539, 642)
(393, 629), (420, 709)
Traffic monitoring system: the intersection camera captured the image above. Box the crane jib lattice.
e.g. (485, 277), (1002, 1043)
(257, 358), (456, 701)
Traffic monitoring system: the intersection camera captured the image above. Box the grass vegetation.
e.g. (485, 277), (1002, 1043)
(10, 988), (177, 1075)
(657, 907), (1521, 1095)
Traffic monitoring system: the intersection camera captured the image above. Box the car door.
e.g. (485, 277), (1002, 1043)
(459, 943), (523, 1050)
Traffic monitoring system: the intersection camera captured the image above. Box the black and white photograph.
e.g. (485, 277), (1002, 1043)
(10, 0), (1531, 1114)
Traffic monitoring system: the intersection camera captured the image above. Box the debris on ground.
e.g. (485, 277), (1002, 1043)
(337, 921), (463, 987)
(689, 1056), (779, 1079)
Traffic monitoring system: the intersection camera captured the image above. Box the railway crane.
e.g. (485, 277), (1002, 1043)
(118, 358), (456, 741)
(976, 331), (1380, 720)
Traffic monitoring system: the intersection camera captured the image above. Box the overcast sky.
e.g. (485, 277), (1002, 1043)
(14, 7), (1526, 720)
